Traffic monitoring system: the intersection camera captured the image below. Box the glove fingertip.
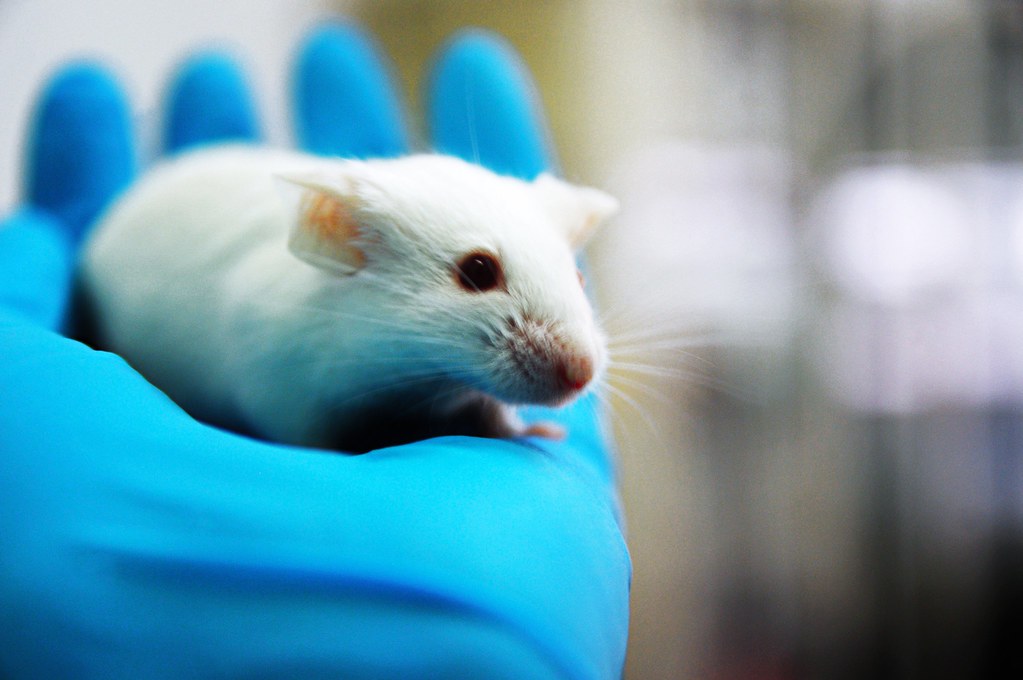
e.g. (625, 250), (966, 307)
(426, 29), (553, 180)
(25, 62), (135, 243)
(163, 52), (262, 153)
(292, 21), (408, 159)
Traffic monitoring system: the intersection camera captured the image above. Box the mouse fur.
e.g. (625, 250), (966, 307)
(80, 146), (617, 452)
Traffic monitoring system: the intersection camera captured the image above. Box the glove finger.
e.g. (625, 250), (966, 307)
(0, 210), (74, 331)
(25, 63), (135, 244)
(292, 22), (408, 158)
(163, 52), (261, 153)
(426, 30), (553, 180)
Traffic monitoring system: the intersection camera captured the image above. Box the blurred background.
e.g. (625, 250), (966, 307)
(3, 1), (1023, 678)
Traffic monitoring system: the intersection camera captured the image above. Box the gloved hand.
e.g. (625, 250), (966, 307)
(0, 22), (629, 679)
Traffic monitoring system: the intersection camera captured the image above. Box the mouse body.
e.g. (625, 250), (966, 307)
(80, 146), (617, 452)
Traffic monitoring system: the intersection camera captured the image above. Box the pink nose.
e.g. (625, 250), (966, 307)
(557, 355), (594, 392)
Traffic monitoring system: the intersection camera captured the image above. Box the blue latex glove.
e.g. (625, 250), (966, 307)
(0, 23), (629, 679)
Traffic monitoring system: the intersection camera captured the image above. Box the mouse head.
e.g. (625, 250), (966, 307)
(278, 154), (618, 406)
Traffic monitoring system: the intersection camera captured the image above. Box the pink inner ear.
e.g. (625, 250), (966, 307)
(300, 191), (366, 269)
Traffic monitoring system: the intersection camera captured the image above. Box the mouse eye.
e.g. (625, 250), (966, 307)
(455, 252), (504, 293)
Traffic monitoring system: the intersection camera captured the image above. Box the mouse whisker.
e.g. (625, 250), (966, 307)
(602, 367), (674, 405)
(594, 380), (661, 437)
(605, 358), (710, 384)
(605, 328), (720, 351)
(606, 352), (748, 403)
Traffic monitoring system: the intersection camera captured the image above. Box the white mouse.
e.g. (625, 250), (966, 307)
(79, 146), (618, 452)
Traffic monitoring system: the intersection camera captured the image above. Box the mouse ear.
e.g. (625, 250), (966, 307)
(533, 173), (619, 250)
(275, 171), (369, 276)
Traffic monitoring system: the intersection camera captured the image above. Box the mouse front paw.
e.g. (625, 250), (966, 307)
(460, 395), (567, 442)
(520, 421), (566, 440)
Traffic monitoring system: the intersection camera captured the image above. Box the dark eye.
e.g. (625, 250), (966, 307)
(455, 252), (504, 293)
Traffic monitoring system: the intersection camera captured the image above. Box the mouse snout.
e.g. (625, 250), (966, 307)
(557, 354), (594, 393)
(498, 317), (600, 405)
